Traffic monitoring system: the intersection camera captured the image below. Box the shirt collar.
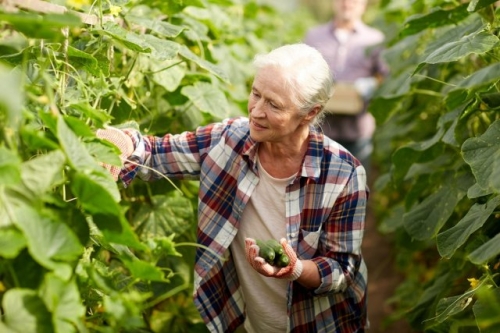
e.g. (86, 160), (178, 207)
(242, 126), (325, 181)
(300, 126), (324, 181)
(242, 135), (259, 174)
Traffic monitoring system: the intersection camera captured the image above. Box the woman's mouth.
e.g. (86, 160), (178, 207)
(251, 120), (266, 129)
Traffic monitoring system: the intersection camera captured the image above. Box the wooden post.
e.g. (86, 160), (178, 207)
(1, 0), (115, 25)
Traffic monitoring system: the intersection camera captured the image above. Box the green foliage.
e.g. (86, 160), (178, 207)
(0, 0), (312, 331)
(372, 0), (500, 331)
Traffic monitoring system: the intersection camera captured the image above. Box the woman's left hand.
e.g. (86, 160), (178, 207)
(245, 238), (303, 281)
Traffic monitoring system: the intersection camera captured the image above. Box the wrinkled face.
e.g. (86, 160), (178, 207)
(247, 66), (306, 143)
(333, 0), (367, 23)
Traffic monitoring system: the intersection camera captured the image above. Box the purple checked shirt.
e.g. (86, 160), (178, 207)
(304, 20), (388, 141)
(120, 117), (369, 333)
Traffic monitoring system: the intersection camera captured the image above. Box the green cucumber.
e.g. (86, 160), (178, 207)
(266, 239), (284, 257)
(275, 253), (290, 267)
(256, 240), (275, 264)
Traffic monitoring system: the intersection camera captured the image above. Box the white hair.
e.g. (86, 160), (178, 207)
(252, 43), (333, 126)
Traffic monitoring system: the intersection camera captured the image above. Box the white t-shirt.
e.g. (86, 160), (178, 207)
(230, 158), (296, 333)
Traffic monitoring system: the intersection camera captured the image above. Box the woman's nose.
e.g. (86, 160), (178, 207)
(250, 100), (265, 117)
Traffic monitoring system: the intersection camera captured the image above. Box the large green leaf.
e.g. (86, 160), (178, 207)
(57, 115), (96, 170)
(391, 126), (445, 183)
(0, 64), (23, 132)
(70, 170), (146, 250)
(211, 46), (253, 102)
(181, 81), (230, 119)
(0, 147), (21, 186)
(57, 115), (121, 202)
(121, 257), (169, 282)
(400, 4), (469, 37)
(0, 12), (81, 40)
(0, 188), (25, 228)
(67, 46), (101, 76)
(184, 5), (232, 39)
(97, 22), (152, 53)
(467, 182), (494, 199)
(0, 322), (16, 333)
(373, 68), (414, 99)
(19, 150), (65, 198)
(151, 59), (186, 92)
(91, 213), (147, 251)
(414, 30), (499, 75)
(438, 107), (464, 147)
(103, 291), (151, 329)
(13, 206), (83, 280)
(133, 195), (193, 238)
(176, 14), (211, 43)
(143, 35), (180, 61)
(1, 289), (54, 333)
(467, 0), (500, 12)
(428, 278), (488, 324)
(70, 171), (122, 215)
(380, 34), (421, 75)
(473, 287), (500, 333)
(125, 15), (185, 38)
(85, 140), (122, 167)
(378, 203), (405, 233)
(420, 16), (485, 67)
(179, 45), (229, 82)
(404, 178), (466, 241)
(68, 103), (113, 128)
(445, 62), (500, 110)
(408, 272), (452, 325)
(0, 227), (26, 258)
(468, 232), (500, 264)
(437, 195), (500, 258)
(19, 125), (59, 151)
(155, 234), (183, 257)
(462, 119), (500, 193)
(40, 274), (85, 333)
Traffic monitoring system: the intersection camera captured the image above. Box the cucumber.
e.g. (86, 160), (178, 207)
(275, 253), (290, 267)
(266, 239), (284, 257)
(256, 240), (275, 264)
(256, 239), (290, 267)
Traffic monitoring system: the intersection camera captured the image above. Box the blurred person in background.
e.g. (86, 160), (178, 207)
(304, 0), (388, 177)
(97, 43), (369, 332)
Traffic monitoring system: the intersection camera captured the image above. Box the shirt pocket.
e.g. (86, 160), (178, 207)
(297, 228), (321, 259)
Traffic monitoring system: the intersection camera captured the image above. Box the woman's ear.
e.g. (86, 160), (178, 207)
(304, 105), (321, 122)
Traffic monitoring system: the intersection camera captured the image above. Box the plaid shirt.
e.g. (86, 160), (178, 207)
(120, 117), (368, 333)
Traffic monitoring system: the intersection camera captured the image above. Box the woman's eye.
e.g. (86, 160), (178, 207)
(269, 101), (279, 109)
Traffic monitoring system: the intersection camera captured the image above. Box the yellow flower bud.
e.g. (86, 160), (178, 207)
(110, 5), (122, 16)
(467, 278), (479, 289)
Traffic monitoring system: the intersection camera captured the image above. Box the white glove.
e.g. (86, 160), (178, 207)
(353, 77), (378, 100)
(96, 126), (134, 181)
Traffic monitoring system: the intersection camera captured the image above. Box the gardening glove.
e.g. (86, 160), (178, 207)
(245, 237), (303, 281)
(96, 126), (134, 181)
(353, 76), (378, 101)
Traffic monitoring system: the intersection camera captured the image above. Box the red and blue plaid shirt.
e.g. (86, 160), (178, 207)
(120, 117), (368, 333)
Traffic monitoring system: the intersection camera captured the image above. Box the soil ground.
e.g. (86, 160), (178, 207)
(362, 207), (418, 333)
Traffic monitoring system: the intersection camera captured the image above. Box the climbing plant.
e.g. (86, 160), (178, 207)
(371, 0), (500, 332)
(0, 0), (313, 332)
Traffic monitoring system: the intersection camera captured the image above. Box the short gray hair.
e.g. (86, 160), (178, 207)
(252, 43), (333, 126)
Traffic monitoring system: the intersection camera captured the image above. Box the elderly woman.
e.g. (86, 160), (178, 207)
(98, 43), (369, 333)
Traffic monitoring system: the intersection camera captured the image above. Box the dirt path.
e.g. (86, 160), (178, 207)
(362, 207), (417, 333)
